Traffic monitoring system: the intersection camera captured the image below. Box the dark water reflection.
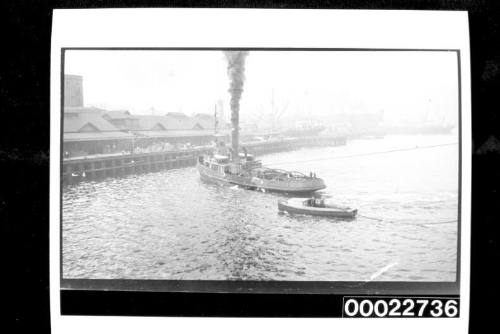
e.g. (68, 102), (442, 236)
(63, 135), (458, 281)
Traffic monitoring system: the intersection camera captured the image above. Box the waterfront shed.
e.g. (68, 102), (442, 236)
(63, 110), (133, 157)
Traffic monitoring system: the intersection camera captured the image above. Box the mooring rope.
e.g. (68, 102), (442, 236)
(356, 213), (458, 227)
(417, 219), (458, 226)
(364, 217), (458, 227)
(268, 142), (458, 166)
(357, 214), (384, 221)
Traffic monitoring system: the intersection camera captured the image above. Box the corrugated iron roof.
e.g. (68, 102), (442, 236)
(192, 115), (215, 130)
(64, 106), (107, 114)
(102, 110), (134, 120)
(131, 130), (216, 138)
(165, 112), (188, 118)
(193, 113), (213, 119)
(64, 108), (222, 137)
(133, 115), (170, 130)
(64, 112), (121, 133)
(134, 115), (200, 130)
(164, 115), (199, 130)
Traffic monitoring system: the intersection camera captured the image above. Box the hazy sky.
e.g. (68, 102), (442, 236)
(65, 50), (459, 127)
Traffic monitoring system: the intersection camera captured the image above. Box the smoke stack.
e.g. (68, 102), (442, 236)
(224, 51), (248, 160)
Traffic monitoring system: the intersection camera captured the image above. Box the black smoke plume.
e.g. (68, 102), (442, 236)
(224, 51), (249, 158)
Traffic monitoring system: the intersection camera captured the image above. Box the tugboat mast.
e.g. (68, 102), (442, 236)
(214, 103), (218, 135)
(231, 95), (240, 160)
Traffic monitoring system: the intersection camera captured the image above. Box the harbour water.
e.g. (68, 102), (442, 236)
(62, 134), (459, 281)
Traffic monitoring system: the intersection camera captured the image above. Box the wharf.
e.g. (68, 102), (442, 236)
(62, 135), (346, 185)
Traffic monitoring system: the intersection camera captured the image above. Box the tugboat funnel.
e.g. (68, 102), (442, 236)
(224, 51), (248, 161)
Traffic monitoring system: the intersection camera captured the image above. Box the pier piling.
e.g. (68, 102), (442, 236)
(62, 136), (346, 185)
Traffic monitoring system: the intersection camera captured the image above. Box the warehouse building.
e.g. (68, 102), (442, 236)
(63, 74), (228, 158)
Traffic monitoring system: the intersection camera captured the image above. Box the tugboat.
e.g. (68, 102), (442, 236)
(197, 51), (326, 194)
(197, 150), (326, 194)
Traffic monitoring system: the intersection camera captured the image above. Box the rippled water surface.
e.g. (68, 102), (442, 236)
(62, 135), (459, 281)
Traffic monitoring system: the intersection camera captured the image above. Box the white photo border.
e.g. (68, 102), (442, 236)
(50, 8), (471, 334)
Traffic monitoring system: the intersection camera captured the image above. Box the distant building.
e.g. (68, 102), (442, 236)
(62, 74), (230, 157)
(131, 113), (227, 146)
(135, 115), (170, 131)
(64, 74), (83, 107)
(192, 113), (216, 130)
(165, 112), (189, 119)
(102, 110), (140, 130)
(63, 107), (134, 157)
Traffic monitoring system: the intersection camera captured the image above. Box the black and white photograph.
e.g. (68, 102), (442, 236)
(11, 0), (500, 331)
(49, 8), (472, 334)
(60, 49), (460, 283)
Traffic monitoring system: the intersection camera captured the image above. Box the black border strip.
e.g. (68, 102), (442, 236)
(60, 290), (460, 317)
(60, 47), (462, 299)
(61, 279), (460, 295)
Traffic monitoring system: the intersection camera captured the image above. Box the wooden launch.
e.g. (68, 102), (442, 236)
(277, 198), (357, 218)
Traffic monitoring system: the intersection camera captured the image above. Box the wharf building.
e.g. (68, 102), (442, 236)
(62, 74), (229, 159)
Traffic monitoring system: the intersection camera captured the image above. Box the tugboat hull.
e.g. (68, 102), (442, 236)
(197, 162), (326, 194)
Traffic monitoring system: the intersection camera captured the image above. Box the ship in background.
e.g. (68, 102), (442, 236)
(329, 110), (386, 138)
(330, 108), (455, 138)
(383, 122), (455, 135)
(283, 120), (326, 138)
(382, 102), (456, 135)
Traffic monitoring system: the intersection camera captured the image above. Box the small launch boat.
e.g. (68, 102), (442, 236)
(278, 198), (357, 218)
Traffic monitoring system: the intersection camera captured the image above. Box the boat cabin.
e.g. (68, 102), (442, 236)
(213, 154), (229, 163)
(238, 152), (255, 161)
(307, 198), (326, 207)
